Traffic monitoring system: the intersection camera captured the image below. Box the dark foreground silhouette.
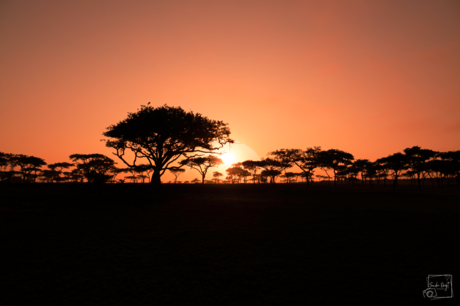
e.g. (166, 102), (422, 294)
(0, 184), (459, 305)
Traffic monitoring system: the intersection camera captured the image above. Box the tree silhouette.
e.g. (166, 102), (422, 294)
(181, 155), (223, 184)
(9, 154), (46, 182)
(125, 175), (137, 183)
(213, 171), (223, 184)
(272, 147), (321, 187)
(103, 104), (232, 185)
(0, 152), (13, 181)
(351, 159), (370, 185)
(365, 162), (378, 186)
(259, 158), (289, 183)
(47, 162), (74, 183)
(225, 166), (249, 184)
(169, 167), (185, 184)
(377, 153), (408, 190)
(240, 169), (251, 183)
(317, 149), (354, 187)
(241, 160), (261, 184)
(267, 151), (293, 179)
(283, 172), (299, 183)
(403, 146), (437, 190)
(374, 160), (389, 187)
(134, 164), (154, 183)
(69, 154), (116, 183)
(436, 150), (460, 189)
(427, 153), (453, 188)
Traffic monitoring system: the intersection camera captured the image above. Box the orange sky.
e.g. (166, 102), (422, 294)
(1, 0), (460, 182)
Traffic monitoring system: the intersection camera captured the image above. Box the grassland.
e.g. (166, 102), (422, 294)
(1, 183), (459, 305)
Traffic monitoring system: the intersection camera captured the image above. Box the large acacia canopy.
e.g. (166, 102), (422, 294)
(103, 104), (232, 184)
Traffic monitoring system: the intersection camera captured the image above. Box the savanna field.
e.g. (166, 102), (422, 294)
(1, 183), (458, 305)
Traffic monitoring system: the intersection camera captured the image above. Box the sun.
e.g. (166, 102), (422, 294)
(220, 151), (235, 165)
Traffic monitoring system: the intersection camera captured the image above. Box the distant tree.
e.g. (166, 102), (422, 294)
(343, 162), (360, 184)
(135, 164), (154, 183)
(0, 152), (13, 181)
(351, 159), (371, 185)
(241, 160), (261, 184)
(240, 169), (251, 183)
(267, 151), (293, 177)
(103, 104), (232, 185)
(335, 165), (351, 184)
(403, 146), (437, 190)
(284, 172), (299, 183)
(9, 154), (47, 182)
(137, 174), (149, 183)
(0, 152), (11, 171)
(61, 172), (74, 183)
(69, 154), (116, 183)
(47, 162), (74, 183)
(169, 167), (186, 184)
(316, 174), (332, 183)
(377, 153), (408, 190)
(365, 162), (378, 186)
(259, 158), (288, 183)
(191, 178), (200, 184)
(226, 166), (243, 184)
(373, 160), (389, 187)
(125, 175), (137, 183)
(40, 170), (56, 183)
(180, 155), (223, 184)
(317, 149), (354, 187)
(282, 147), (322, 187)
(426, 154), (451, 188)
(260, 169), (282, 183)
(70, 168), (84, 183)
(213, 171), (223, 184)
(436, 150), (460, 189)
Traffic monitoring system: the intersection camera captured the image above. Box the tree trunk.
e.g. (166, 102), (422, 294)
(150, 171), (162, 185)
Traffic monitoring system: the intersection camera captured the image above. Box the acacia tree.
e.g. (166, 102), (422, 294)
(0, 152), (13, 181)
(135, 164), (154, 183)
(103, 104), (232, 185)
(376, 153), (407, 190)
(169, 167), (185, 184)
(428, 153), (454, 188)
(258, 158), (289, 183)
(271, 147), (321, 187)
(436, 150), (460, 189)
(213, 171), (223, 184)
(47, 162), (74, 182)
(9, 154), (47, 182)
(267, 150), (293, 176)
(403, 146), (437, 190)
(69, 154), (117, 183)
(241, 160), (260, 184)
(226, 166), (250, 184)
(181, 155), (223, 184)
(317, 149), (354, 187)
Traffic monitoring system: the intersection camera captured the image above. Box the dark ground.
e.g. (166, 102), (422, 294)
(0, 183), (458, 305)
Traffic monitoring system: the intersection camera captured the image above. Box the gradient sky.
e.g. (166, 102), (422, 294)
(1, 0), (460, 181)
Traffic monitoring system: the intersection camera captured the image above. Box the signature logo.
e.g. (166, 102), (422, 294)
(423, 274), (453, 300)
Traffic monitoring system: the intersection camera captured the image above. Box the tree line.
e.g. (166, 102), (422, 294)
(1, 146), (459, 190)
(1, 104), (459, 190)
(211, 146), (460, 190)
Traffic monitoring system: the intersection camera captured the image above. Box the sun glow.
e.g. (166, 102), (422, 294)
(221, 151), (235, 165)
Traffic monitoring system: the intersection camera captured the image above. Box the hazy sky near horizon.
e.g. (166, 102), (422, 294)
(1, 0), (460, 180)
